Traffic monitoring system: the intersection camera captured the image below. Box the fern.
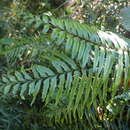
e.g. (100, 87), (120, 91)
(0, 15), (130, 127)
(41, 15), (130, 92)
(0, 35), (50, 68)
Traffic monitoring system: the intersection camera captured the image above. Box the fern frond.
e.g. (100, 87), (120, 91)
(0, 35), (51, 68)
(0, 51), (106, 124)
(42, 16), (130, 50)
(41, 15), (130, 95)
(1, 52), (79, 104)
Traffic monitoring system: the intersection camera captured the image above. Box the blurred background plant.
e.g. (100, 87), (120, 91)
(0, 0), (129, 37)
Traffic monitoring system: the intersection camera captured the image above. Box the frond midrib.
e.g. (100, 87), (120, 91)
(1, 67), (84, 86)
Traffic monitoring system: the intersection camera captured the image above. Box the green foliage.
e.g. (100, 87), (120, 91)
(106, 90), (130, 126)
(0, 15), (130, 129)
(0, 0), (130, 129)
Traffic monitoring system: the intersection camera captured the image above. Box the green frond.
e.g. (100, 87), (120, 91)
(1, 52), (80, 105)
(41, 15), (130, 94)
(0, 51), (107, 124)
(42, 15), (130, 50)
(0, 35), (49, 67)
